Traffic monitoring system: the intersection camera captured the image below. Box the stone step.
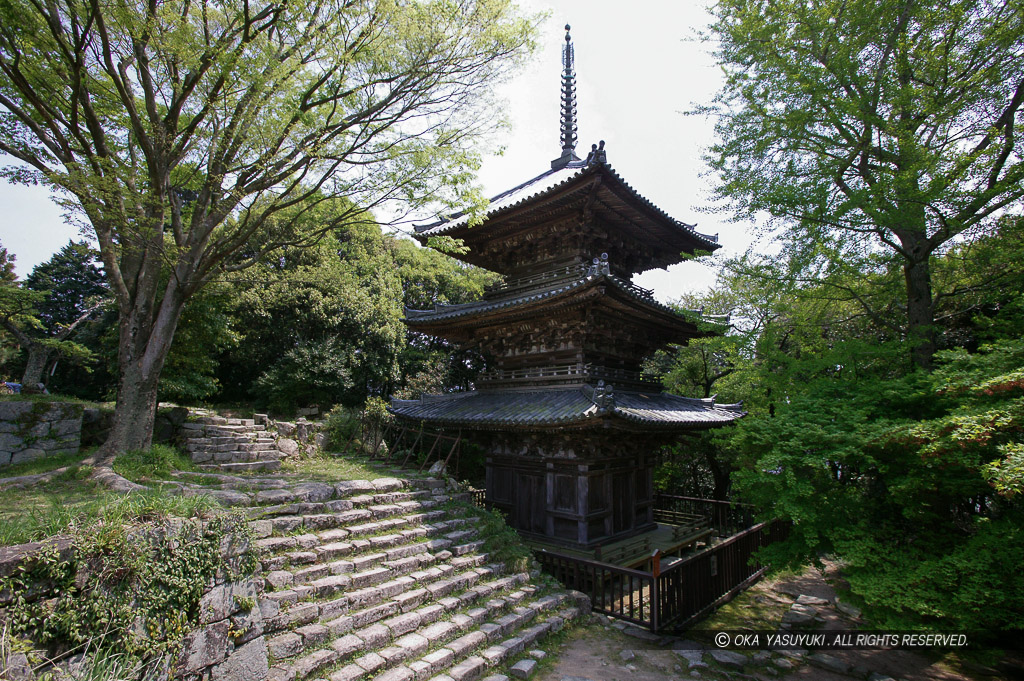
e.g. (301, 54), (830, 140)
(269, 589), (569, 681)
(199, 460), (282, 472)
(251, 500), (448, 535)
(256, 516), (479, 572)
(265, 571), (522, 677)
(243, 479), (413, 509)
(262, 557), (508, 646)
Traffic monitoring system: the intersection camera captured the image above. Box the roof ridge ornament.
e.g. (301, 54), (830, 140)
(551, 24), (581, 170)
(585, 140), (606, 166)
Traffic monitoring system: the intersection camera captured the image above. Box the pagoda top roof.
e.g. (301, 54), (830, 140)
(413, 159), (720, 260)
(389, 385), (744, 431)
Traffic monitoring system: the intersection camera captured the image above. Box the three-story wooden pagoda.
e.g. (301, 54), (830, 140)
(390, 26), (743, 549)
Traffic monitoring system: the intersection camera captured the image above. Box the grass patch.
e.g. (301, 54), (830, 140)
(279, 452), (386, 481)
(0, 476), (217, 546)
(0, 393), (100, 405)
(0, 449), (89, 478)
(452, 499), (532, 574)
(112, 444), (195, 482)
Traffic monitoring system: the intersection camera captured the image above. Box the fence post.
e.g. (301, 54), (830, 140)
(650, 549), (662, 633)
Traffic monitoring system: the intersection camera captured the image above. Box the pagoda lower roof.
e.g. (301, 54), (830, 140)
(388, 386), (744, 431)
(404, 263), (714, 331)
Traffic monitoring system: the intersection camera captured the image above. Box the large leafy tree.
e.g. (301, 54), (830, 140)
(673, 233), (1024, 632)
(0, 0), (537, 462)
(219, 214), (405, 412)
(703, 0), (1024, 369)
(0, 241), (106, 386)
(389, 237), (498, 396)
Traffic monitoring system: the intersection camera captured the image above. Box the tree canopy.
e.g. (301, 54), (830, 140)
(701, 0), (1024, 369)
(0, 0), (539, 457)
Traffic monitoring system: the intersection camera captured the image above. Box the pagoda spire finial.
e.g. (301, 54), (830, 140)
(551, 23), (580, 170)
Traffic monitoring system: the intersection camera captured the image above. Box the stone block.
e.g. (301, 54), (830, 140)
(267, 632), (303, 659)
(448, 631), (486, 656)
(292, 649), (340, 678)
(384, 612), (421, 637)
(286, 602), (320, 627)
(377, 666), (415, 681)
(510, 659), (537, 679)
(372, 477), (405, 492)
(422, 648), (454, 673)
(329, 664), (366, 681)
(354, 652), (386, 673)
(11, 448), (46, 465)
(278, 438), (300, 457)
(331, 633), (364, 656)
(709, 650), (748, 670)
(199, 580), (258, 624)
(356, 623), (391, 648)
(395, 632), (429, 657)
(177, 621), (229, 673)
(295, 623), (329, 647)
(0, 402), (33, 420)
(448, 655), (486, 681)
(1, 432), (27, 450)
(211, 637), (268, 681)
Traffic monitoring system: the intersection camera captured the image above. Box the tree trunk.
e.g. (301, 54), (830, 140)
(20, 344), (51, 387)
(903, 256), (936, 371)
(705, 449), (732, 501)
(93, 278), (188, 463)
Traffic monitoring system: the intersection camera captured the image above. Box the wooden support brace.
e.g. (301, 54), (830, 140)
(418, 430), (444, 472)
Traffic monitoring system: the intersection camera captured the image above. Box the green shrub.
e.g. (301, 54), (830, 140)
(321, 404), (359, 451)
(112, 444), (194, 481)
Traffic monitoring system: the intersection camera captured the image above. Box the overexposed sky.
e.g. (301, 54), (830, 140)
(0, 0), (757, 299)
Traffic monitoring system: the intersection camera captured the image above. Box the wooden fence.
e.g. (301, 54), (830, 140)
(653, 494), (755, 537)
(536, 519), (789, 633)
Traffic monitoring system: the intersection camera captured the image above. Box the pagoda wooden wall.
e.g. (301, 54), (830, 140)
(479, 430), (665, 548)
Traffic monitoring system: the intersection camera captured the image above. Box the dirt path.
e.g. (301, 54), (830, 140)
(534, 564), (1015, 681)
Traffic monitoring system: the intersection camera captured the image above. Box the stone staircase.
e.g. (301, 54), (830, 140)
(181, 416), (283, 473)
(173, 471), (588, 681)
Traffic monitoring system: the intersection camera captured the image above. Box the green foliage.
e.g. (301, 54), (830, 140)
(0, 241), (106, 386)
(0, 450), (88, 478)
(158, 283), (238, 403)
(390, 236), (496, 396)
(0, 512), (257, 665)
(702, 0), (1024, 368)
(728, 340), (1024, 633)
(220, 219), (405, 412)
(24, 241), (106, 334)
(0, 489), (217, 546)
(455, 500), (531, 574)
(320, 405), (360, 451)
(0, 0), (539, 451)
(112, 444), (195, 482)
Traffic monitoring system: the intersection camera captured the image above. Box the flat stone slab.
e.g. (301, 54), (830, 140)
(510, 659), (537, 679)
(708, 650), (748, 670)
(808, 652), (852, 674)
(673, 650), (707, 669)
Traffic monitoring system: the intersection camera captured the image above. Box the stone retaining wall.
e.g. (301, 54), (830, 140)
(0, 401), (83, 467)
(0, 524), (267, 681)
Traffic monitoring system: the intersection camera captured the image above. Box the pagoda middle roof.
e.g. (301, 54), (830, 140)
(389, 386), (744, 431)
(413, 160), (720, 257)
(404, 262), (711, 328)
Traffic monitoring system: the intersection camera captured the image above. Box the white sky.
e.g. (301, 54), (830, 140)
(0, 0), (758, 300)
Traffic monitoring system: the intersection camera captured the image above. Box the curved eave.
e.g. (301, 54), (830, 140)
(388, 388), (745, 432)
(403, 271), (705, 336)
(414, 163), (720, 255)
